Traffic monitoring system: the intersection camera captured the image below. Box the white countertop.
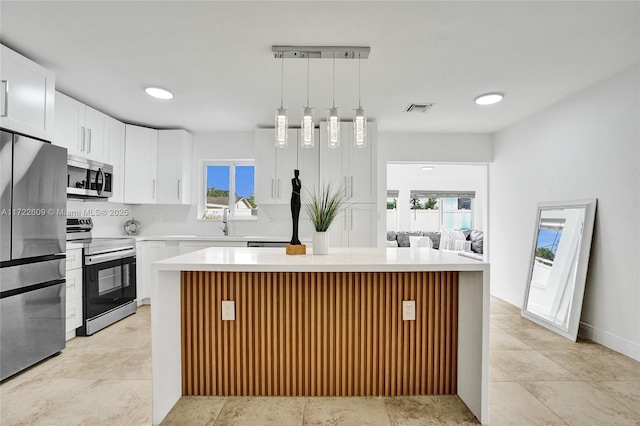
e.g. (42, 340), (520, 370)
(135, 235), (293, 242)
(153, 247), (489, 272)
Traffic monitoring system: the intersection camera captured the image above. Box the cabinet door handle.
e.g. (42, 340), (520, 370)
(344, 177), (348, 197)
(177, 179), (181, 200)
(277, 179), (281, 199)
(350, 176), (354, 199)
(87, 128), (92, 153)
(271, 179), (274, 199)
(152, 179), (156, 200)
(0, 80), (7, 117)
(351, 209), (354, 231)
(81, 127), (86, 152)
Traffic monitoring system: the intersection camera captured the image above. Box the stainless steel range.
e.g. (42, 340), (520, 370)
(67, 218), (137, 336)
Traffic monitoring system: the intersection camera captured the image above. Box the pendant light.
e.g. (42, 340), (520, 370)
(354, 52), (366, 148)
(301, 53), (315, 148)
(327, 52), (340, 149)
(275, 56), (288, 147)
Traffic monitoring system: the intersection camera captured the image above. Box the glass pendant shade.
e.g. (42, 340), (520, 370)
(354, 107), (366, 148)
(275, 108), (288, 147)
(301, 107), (315, 148)
(327, 107), (340, 149)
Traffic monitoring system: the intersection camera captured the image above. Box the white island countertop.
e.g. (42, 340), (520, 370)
(150, 246), (490, 425)
(153, 247), (488, 272)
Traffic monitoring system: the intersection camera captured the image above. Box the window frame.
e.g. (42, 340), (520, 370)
(199, 160), (257, 222)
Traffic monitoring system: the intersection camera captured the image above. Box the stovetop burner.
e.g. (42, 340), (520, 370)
(66, 217), (135, 253)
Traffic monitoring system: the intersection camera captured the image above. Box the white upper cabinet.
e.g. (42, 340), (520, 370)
(106, 116), (126, 203)
(319, 121), (376, 204)
(124, 125), (193, 205)
(54, 91), (107, 162)
(124, 124), (158, 204)
(255, 129), (299, 205)
(0, 44), (55, 141)
(156, 129), (193, 205)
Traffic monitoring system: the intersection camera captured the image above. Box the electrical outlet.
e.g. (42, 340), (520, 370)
(402, 300), (416, 321)
(152, 214), (162, 223)
(221, 300), (235, 321)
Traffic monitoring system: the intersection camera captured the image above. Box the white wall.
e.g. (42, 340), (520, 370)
(490, 65), (640, 360)
(386, 163), (487, 232)
(377, 133), (492, 247)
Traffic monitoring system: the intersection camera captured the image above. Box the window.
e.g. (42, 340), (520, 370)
(441, 197), (472, 230)
(408, 190), (475, 231)
(201, 161), (257, 220)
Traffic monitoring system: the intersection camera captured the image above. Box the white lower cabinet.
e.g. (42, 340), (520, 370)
(65, 247), (83, 340)
(136, 239), (249, 304)
(136, 240), (172, 304)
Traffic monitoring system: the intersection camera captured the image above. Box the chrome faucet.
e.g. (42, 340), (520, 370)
(221, 208), (230, 236)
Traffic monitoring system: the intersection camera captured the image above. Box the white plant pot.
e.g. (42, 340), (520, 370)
(313, 231), (329, 255)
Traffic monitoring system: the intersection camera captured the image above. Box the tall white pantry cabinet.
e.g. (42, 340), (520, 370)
(256, 122), (377, 247)
(319, 121), (377, 247)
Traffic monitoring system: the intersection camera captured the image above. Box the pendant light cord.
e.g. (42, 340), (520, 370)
(306, 54), (310, 108)
(280, 55), (284, 109)
(332, 52), (336, 108)
(358, 52), (362, 108)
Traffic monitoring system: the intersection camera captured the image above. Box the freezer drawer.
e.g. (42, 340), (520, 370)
(0, 282), (65, 380)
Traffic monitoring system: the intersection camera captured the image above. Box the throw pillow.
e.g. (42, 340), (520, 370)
(409, 236), (433, 248)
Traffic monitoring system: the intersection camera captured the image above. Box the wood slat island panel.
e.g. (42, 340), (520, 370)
(181, 270), (458, 397)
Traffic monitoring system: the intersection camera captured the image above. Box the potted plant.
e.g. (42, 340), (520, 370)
(304, 182), (347, 254)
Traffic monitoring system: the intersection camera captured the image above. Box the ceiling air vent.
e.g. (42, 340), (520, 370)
(405, 103), (434, 113)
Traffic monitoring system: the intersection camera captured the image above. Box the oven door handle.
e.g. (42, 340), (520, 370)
(85, 249), (136, 265)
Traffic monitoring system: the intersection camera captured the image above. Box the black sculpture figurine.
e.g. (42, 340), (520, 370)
(290, 169), (302, 245)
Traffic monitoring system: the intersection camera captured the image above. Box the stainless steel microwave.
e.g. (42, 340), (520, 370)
(67, 155), (113, 199)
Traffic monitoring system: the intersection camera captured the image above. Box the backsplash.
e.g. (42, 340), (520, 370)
(67, 199), (312, 240)
(128, 203), (315, 240)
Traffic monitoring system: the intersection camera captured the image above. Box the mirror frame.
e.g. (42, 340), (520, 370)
(521, 199), (597, 341)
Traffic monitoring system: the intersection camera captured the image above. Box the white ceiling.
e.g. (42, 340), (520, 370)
(1, 1), (638, 134)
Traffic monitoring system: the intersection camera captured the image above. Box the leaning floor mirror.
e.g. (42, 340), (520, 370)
(522, 199), (597, 341)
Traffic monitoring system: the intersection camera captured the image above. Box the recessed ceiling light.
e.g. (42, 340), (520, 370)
(474, 93), (503, 106)
(420, 166), (434, 171)
(144, 87), (174, 100)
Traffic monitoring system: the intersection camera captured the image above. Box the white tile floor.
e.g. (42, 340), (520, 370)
(1, 298), (639, 425)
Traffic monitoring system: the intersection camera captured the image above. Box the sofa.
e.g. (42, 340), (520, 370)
(386, 229), (484, 254)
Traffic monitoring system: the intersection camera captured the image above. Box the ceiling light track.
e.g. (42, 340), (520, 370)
(272, 46), (370, 60)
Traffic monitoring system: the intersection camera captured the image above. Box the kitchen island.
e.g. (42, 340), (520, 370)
(151, 247), (489, 425)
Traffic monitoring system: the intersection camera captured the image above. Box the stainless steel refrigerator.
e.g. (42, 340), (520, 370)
(0, 129), (67, 381)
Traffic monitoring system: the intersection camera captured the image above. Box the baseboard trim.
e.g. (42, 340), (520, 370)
(579, 321), (640, 362)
